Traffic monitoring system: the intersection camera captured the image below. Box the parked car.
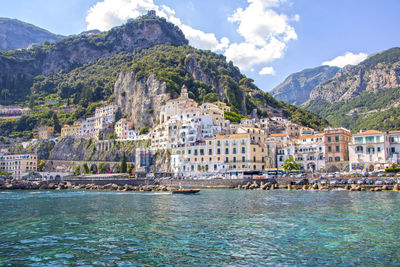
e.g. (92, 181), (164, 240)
(320, 179), (328, 186)
(366, 178), (375, 185)
(377, 172), (386, 177)
(295, 178), (309, 185)
(384, 179), (395, 185)
(310, 179), (319, 185)
(348, 178), (356, 184)
(374, 180), (384, 185)
(327, 173), (335, 179)
(339, 179), (348, 185)
(357, 179), (366, 185)
(330, 179), (338, 185)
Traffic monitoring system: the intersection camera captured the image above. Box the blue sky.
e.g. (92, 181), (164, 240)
(1, 0), (399, 91)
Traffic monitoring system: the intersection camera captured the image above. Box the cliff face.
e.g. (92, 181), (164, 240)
(309, 47), (400, 103)
(114, 73), (170, 128)
(0, 15), (188, 103)
(0, 18), (64, 51)
(271, 65), (339, 106)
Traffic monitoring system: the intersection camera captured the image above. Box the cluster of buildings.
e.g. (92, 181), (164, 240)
(61, 104), (117, 137)
(7, 85), (399, 179)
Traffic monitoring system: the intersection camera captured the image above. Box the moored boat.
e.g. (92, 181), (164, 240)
(171, 189), (200, 194)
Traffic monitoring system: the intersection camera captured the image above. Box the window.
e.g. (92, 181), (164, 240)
(336, 146), (340, 152)
(194, 149), (198, 156)
(335, 136), (339, 142)
(335, 157), (340, 162)
(242, 147), (246, 153)
(242, 156), (245, 162)
(209, 149), (212, 155)
(233, 148), (237, 154)
(366, 136), (374, 143)
(233, 157), (236, 162)
(200, 149), (204, 155)
(225, 148), (229, 154)
(225, 157), (229, 163)
(356, 146), (363, 152)
(188, 149), (191, 155)
(355, 137), (363, 144)
(217, 148), (221, 155)
(217, 141), (220, 146)
(392, 147), (396, 153)
(377, 147), (381, 152)
(376, 136), (381, 142)
(328, 146), (332, 152)
(253, 156), (256, 162)
(327, 137), (331, 142)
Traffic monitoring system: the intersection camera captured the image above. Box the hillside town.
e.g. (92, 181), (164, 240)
(1, 85), (400, 179)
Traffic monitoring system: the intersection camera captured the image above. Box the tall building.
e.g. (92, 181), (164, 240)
(0, 154), (37, 179)
(324, 128), (352, 172)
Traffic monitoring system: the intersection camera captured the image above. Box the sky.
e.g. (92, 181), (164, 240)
(1, 0), (399, 92)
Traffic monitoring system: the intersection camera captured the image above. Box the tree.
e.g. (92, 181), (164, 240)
(74, 165), (81, 176)
(37, 160), (46, 172)
(120, 152), (127, 173)
(283, 157), (301, 171)
(98, 163), (107, 174)
(82, 163), (90, 174)
(52, 113), (61, 133)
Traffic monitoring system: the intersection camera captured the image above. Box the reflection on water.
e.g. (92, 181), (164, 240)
(0, 190), (400, 265)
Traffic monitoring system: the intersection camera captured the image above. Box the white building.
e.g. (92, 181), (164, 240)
(349, 130), (389, 172)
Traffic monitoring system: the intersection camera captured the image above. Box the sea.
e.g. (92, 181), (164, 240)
(1, 189), (400, 266)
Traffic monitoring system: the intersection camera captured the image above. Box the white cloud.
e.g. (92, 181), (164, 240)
(322, 52), (368, 68)
(85, 0), (298, 73)
(226, 0), (298, 70)
(259, 66), (276, 75)
(85, 0), (227, 51)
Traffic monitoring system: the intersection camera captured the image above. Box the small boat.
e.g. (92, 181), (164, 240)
(171, 189), (200, 194)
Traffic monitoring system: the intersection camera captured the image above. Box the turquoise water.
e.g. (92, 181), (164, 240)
(1, 190), (400, 266)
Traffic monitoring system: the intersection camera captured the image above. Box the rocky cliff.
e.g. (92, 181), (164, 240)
(114, 73), (169, 128)
(0, 14), (188, 103)
(309, 47), (400, 103)
(271, 65), (339, 106)
(0, 18), (64, 51)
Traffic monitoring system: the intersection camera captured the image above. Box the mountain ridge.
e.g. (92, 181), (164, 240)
(0, 18), (64, 50)
(270, 65), (339, 106)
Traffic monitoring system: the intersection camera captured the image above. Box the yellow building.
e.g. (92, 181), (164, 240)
(115, 118), (130, 139)
(0, 154), (37, 179)
(61, 122), (82, 137)
(214, 101), (231, 112)
(171, 133), (273, 175)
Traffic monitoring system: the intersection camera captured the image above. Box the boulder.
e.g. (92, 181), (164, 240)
(393, 184), (399, 191)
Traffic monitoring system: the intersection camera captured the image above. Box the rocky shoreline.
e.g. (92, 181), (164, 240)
(1, 178), (400, 192)
(236, 181), (400, 192)
(0, 178), (172, 192)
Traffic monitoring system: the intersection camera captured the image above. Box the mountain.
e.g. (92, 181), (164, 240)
(0, 13), (328, 139)
(303, 47), (400, 131)
(0, 18), (64, 50)
(0, 14), (188, 104)
(270, 65), (339, 106)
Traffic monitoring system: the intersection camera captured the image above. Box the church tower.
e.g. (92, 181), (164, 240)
(180, 85), (189, 98)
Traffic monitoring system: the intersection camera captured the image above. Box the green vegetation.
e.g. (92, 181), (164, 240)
(37, 160), (46, 172)
(82, 163), (89, 174)
(283, 157), (301, 171)
(140, 126), (150, 135)
(120, 152), (127, 173)
(224, 111), (248, 123)
(304, 87), (400, 132)
(74, 165), (81, 176)
(98, 162), (108, 174)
